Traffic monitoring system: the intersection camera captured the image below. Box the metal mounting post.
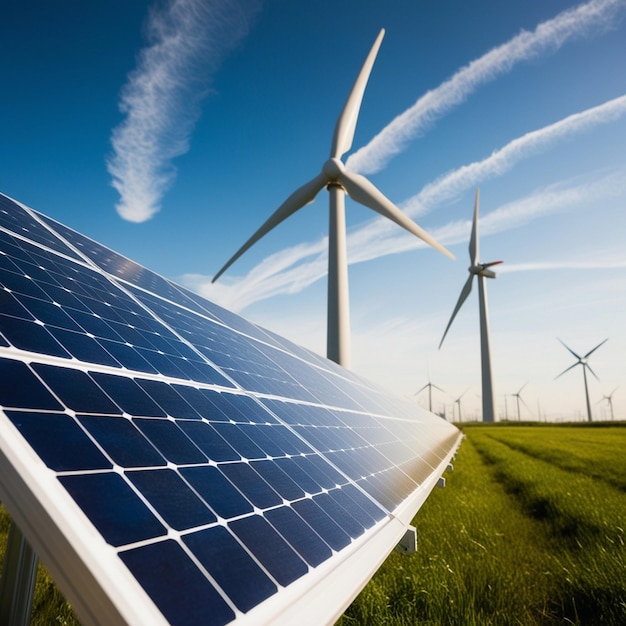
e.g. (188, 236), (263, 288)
(394, 525), (417, 554)
(0, 522), (38, 626)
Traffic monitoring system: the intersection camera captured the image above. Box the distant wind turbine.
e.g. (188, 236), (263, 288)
(213, 29), (454, 367)
(415, 378), (445, 413)
(439, 189), (502, 422)
(555, 338), (608, 422)
(454, 389), (469, 422)
(511, 383), (530, 421)
(598, 387), (618, 421)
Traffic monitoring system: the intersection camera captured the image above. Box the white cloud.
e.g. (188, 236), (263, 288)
(346, 0), (626, 175)
(500, 259), (626, 273)
(107, 0), (261, 222)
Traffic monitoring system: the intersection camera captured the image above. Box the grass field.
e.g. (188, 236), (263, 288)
(339, 423), (626, 625)
(1, 423), (625, 624)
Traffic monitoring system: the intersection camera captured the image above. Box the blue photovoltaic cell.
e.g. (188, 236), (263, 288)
(120, 539), (236, 626)
(264, 506), (333, 567)
(183, 525), (277, 613)
(59, 472), (167, 547)
(0, 358), (63, 410)
(0, 192), (462, 626)
(0, 195), (82, 260)
(228, 515), (308, 586)
(78, 416), (167, 468)
(180, 466), (254, 519)
(6, 411), (112, 472)
(126, 469), (217, 531)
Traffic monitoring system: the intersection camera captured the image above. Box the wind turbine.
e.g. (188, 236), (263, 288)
(511, 383), (530, 421)
(453, 389), (469, 422)
(439, 189), (501, 422)
(598, 386), (618, 420)
(212, 29), (454, 367)
(555, 338), (608, 422)
(415, 378), (445, 413)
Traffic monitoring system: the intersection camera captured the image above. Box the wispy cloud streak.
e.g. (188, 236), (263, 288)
(500, 259), (626, 273)
(400, 94), (626, 218)
(107, 0), (260, 222)
(346, 0), (626, 175)
(190, 95), (626, 312)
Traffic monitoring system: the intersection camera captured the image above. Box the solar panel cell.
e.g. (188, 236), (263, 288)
(78, 415), (167, 467)
(119, 539), (236, 626)
(183, 525), (277, 613)
(177, 421), (240, 462)
(134, 379), (201, 419)
(170, 385), (229, 421)
(0, 357), (63, 410)
(0, 195), (80, 259)
(264, 506), (333, 567)
(249, 459), (306, 501)
(180, 465), (253, 519)
(6, 411), (112, 472)
(31, 363), (121, 414)
(219, 463), (283, 510)
(89, 373), (166, 417)
(291, 498), (352, 552)
(132, 418), (208, 465)
(211, 422), (267, 460)
(126, 468), (217, 530)
(228, 515), (308, 586)
(59, 472), (167, 546)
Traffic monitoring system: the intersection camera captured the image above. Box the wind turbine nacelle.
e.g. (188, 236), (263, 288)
(475, 260), (503, 279)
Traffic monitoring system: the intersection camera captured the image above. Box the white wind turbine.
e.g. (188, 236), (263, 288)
(453, 388), (469, 422)
(212, 29), (454, 367)
(598, 387), (618, 420)
(415, 378), (445, 414)
(556, 338), (608, 422)
(439, 189), (501, 422)
(511, 383), (530, 421)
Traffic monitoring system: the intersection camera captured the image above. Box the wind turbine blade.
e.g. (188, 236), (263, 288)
(439, 274), (474, 349)
(415, 384), (429, 395)
(555, 362), (579, 380)
(212, 172), (327, 282)
(331, 29), (385, 159)
(584, 337), (608, 359)
(338, 169), (455, 259)
(432, 384), (445, 393)
(585, 363), (600, 382)
(557, 338), (582, 361)
(469, 189), (480, 265)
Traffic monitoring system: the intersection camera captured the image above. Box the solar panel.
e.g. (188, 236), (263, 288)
(0, 191), (462, 625)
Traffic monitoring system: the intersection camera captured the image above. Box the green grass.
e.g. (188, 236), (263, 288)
(340, 424), (626, 625)
(2, 424), (625, 624)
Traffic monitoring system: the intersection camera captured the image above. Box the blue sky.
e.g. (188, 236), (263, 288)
(1, 0), (625, 421)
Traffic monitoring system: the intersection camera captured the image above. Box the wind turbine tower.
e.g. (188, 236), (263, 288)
(415, 378), (445, 413)
(555, 338), (607, 422)
(213, 30), (453, 367)
(439, 190), (502, 422)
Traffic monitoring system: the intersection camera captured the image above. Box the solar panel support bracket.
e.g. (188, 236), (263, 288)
(0, 522), (37, 626)
(393, 525), (417, 555)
